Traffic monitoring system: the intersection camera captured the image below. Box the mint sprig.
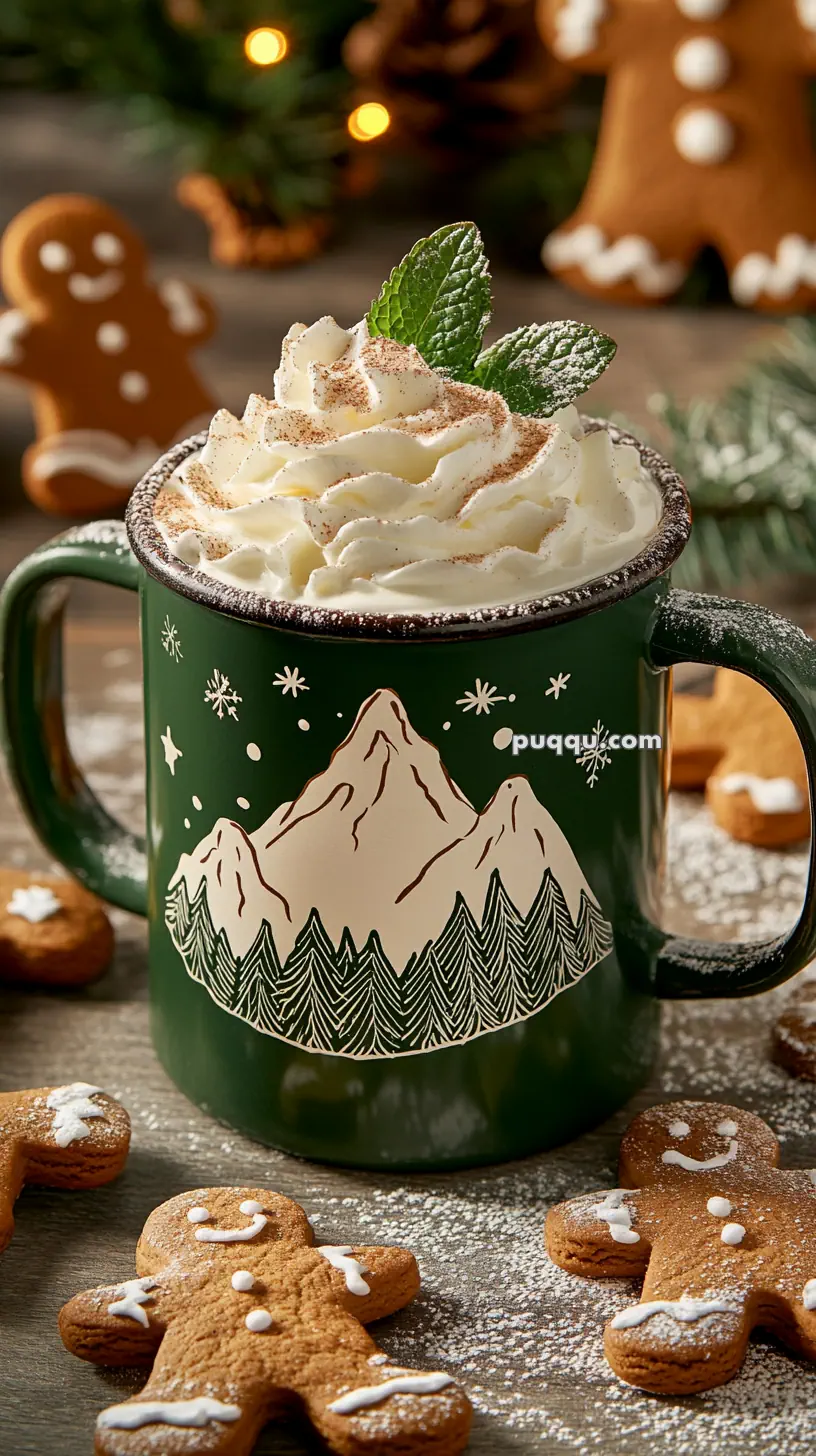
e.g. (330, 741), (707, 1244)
(472, 321), (617, 418)
(367, 225), (616, 416)
(367, 222), (491, 377)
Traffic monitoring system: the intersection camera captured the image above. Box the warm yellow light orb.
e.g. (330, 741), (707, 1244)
(347, 101), (391, 142)
(244, 27), (288, 66)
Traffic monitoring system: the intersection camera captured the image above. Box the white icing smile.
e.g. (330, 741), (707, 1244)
(194, 1199), (268, 1244)
(68, 269), (123, 302)
(662, 1122), (739, 1172)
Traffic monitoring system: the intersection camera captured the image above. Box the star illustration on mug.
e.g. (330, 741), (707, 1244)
(456, 679), (507, 715)
(160, 726), (183, 775)
(546, 672), (571, 701)
(273, 666), (309, 698)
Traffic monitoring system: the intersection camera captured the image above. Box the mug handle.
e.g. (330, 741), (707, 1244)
(645, 587), (816, 996)
(0, 523), (147, 915)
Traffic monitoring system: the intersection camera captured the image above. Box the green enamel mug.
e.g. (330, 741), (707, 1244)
(2, 426), (816, 1170)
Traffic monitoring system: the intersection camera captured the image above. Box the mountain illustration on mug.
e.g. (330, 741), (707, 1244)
(165, 689), (613, 1058)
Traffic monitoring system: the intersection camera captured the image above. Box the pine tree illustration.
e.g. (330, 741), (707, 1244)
(165, 879), (191, 945)
(277, 909), (339, 1052)
(480, 870), (528, 1027)
(337, 927), (357, 986)
(233, 920), (282, 1032)
(575, 891), (614, 973)
(180, 882), (217, 983)
(434, 892), (484, 1042)
(209, 927), (238, 1007)
(340, 929), (402, 1057)
(402, 940), (455, 1051)
(523, 868), (582, 1010)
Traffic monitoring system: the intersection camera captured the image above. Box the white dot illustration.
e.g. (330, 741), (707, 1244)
(96, 321), (128, 354)
(236, 797), (250, 810)
(119, 370), (149, 402)
(184, 817), (190, 829)
(92, 231), (125, 263)
(493, 727), (513, 751)
(231, 1271), (255, 1292)
(247, 743), (261, 761)
(192, 795), (202, 810)
(187, 1207), (210, 1224)
(508, 694), (516, 703)
(39, 240), (73, 272)
(298, 719), (310, 732)
(245, 1309), (273, 1332)
(442, 721), (451, 731)
(337, 712), (343, 718)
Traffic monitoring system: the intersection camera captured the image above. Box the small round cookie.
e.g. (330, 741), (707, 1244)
(0, 868), (113, 986)
(59, 1186), (472, 1456)
(773, 977), (816, 1080)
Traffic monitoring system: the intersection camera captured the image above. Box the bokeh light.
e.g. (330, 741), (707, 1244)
(244, 27), (288, 66)
(347, 102), (391, 143)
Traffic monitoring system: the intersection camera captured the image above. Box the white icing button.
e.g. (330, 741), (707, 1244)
(119, 371), (149, 402)
(245, 1309), (273, 1332)
(716, 1119), (739, 1137)
(707, 1196), (733, 1218)
(96, 321), (128, 354)
(39, 240), (73, 272)
(668, 1120), (690, 1138)
(673, 108), (735, 166)
(240, 1200), (264, 1215)
(187, 1206), (210, 1224)
(721, 1222), (746, 1246)
(675, 0), (729, 15)
(231, 1271), (255, 1292)
(673, 37), (731, 91)
(93, 232), (125, 263)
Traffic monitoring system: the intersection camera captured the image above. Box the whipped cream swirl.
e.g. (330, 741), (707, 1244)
(154, 317), (661, 612)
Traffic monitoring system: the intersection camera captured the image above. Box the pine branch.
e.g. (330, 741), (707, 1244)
(642, 320), (816, 592)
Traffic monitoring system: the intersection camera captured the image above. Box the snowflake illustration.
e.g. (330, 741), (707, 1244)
(204, 669), (242, 721)
(456, 679), (507, 715)
(576, 720), (612, 788)
(161, 616), (183, 662)
(546, 671), (571, 700)
(273, 666), (309, 698)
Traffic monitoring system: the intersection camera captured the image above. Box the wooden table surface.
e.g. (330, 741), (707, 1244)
(1, 94), (816, 1456)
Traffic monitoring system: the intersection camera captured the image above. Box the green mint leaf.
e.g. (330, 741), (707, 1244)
(367, 222), (491, 376)
(472, 321), (617, 417)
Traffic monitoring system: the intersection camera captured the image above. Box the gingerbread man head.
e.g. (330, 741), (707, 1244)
(60, 1185), (472, 1456)
(546, 1100), (816, 1393)
(1, 194), (147, 316)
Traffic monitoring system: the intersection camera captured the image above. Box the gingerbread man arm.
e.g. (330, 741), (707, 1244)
(0, 308), (54, 384)
(537, 0), (639, 72)
(545, 1187), (655, 1277)
(321, 1243), (421, 1323)
(156, 277), (217, 348)
(58, 1277), (178, 1366)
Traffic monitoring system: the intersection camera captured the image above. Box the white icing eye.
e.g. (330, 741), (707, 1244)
(245, 1308), (273, 1332)
(39, 241), (73, 273)
(668, 1120), (690, 1138)
(96, 321), (128, 354)
(716, 1119), (738, 1137)
(240, 1199), (264, 1215)
(707, 1196), (732, 1218)
(187, 1206), (210, 1224)
(93, 232), (125, 263)
(231, 1270), (255, 1292)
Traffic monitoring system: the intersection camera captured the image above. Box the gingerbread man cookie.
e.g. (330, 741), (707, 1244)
(546, 1100), (816, 1393)
(538, 0), (816, 310)
(0, 193), (216, 515)
(773, 975), (816, 1080)
(0, 869), (113, 986)
(59, 1186), (472, 1456)
(0, 1083), (130, 1256)
(671, 667), (809, 847)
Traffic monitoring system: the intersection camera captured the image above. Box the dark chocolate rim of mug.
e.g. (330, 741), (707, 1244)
(126, 418), (691, 642)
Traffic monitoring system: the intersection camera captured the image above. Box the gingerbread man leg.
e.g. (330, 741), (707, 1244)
(301, 1347), (473, 1456)
(543, 193), (697, 307)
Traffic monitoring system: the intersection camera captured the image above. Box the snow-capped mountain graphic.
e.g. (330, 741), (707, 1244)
(166, 688), (613, 1058)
